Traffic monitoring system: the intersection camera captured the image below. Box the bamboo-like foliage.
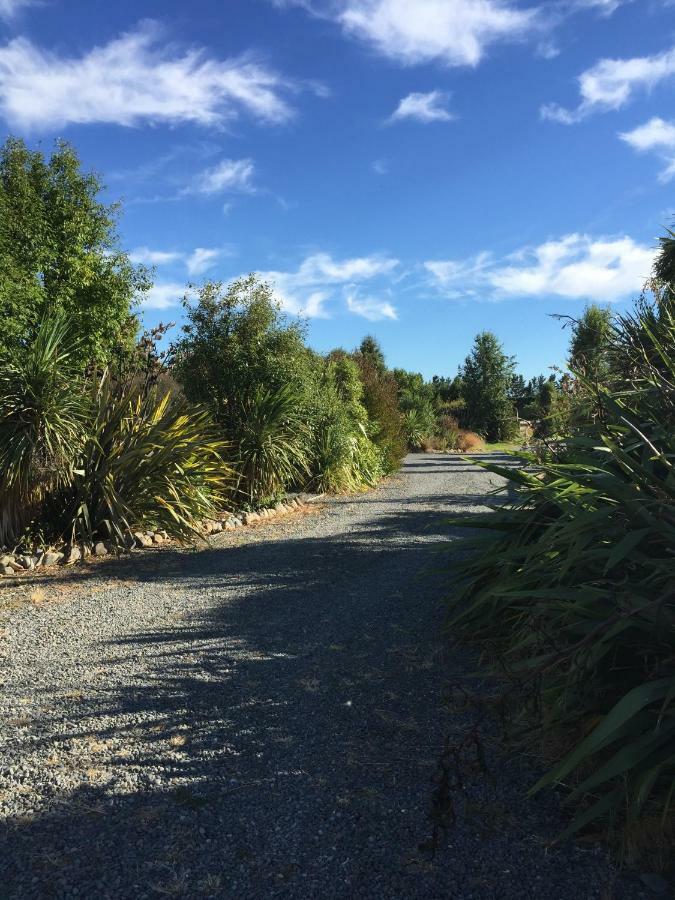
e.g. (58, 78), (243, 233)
(311, 422), (383, 493)
(447, 288), (675, 849)
(235, 383), (311, 504)
(0, 313), (89, 546)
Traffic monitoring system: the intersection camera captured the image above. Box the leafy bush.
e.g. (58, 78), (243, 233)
(0, 138), (147, 367)
(0, 313), (89, 546)
(63, 375), (231, 545)
(307, 354), (384, 492)
(0, 315), (231, 549)
(235, 383), (311, 505)
(355, 352), (406, 473)
(447, 283), (675, 857)
(403, 408), (428, 450)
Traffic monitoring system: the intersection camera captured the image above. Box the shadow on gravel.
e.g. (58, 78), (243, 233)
(0, 456), (639, 900)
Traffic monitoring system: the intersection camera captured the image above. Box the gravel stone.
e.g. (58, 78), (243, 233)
(0, 454), (650, 899)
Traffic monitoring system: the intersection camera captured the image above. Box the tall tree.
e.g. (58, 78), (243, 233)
(357, 335), (386, 375)
(0, 137), (148, 365)
(461, 332), (517, 442)
(568, 304), (613, 380)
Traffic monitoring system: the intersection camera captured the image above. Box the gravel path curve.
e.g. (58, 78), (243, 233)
(0, 453), (646, 899)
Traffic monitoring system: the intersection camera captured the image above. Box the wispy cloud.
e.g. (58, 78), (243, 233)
(0, 21), (298, 131)
(388, 90), (454, 124)
(259, 251), (400, 317)
(129, 247), (183, 266)
(572, 0), (630, 14)
(346, 292), (397, 320)
(0, 0), (34, 19)
(130, 245), (231, 278)
(541, 45), (675, 124)
(186, 247), (223, 276)
(190, 158), (256, 195)
(620, 116), (675, 181)
(426, 234), (655, 302)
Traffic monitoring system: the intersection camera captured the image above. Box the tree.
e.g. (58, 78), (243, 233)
(357, 335), (386, 375)
(170, 276), (312, 429)
(353, 341), (405, 472)
(568, 304), (613, 380)
(0, 137), (148, 366)
(461, 332), (517, 442)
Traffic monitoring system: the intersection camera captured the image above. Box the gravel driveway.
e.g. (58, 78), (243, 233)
(0, 453), (647, 899)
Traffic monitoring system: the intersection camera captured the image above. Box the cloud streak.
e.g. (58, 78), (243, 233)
(0, 21), (297, 131)
(259, 251), (400, 317)
(541, 45), (675, 123)
(620, 116), (675, 182)
(426, 234), (655, 302)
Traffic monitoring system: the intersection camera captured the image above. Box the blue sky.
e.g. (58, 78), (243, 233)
(0, 0), (673, 379)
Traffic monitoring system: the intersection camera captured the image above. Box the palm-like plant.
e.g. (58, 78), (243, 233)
(64, 374), (232, 545)
(235, 383), (311, 504)
(447, 285), (675, 852)
(0, 313), (89, 546)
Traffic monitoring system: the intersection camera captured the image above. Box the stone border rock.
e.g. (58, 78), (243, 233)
(0, 493), (321, 579)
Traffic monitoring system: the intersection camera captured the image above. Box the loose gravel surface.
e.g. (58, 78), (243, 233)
(0, 454), (650, 899)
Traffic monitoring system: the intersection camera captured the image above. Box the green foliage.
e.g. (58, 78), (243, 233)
(568, 304), (613, 381)
(0, 312), (89, 546)
(355, 352), (406, 473)
(402, 408), (428, 450)
(171, 276), (312, 428)
(0, 137), (147, 366)
(235, 383), (311, 505)
(448, 279), (675, 852)
(461, 331), (518, 442)
(307, 354), (383, 493)
(0, 315), (230, 548)
(66, 376), (231, 545)
(358, 334), (386, 375)
(394, 369), (436, 448)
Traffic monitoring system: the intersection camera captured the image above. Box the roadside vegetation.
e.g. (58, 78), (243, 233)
(449, 241), (675, 867)
(0, 137), (557, 557)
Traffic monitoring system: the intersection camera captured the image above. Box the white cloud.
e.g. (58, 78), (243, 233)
(143, 282), (186, 310)
(426, 234), (655, 302)
(260, 251), (400, 317)
(129, 247), (182, 266)
(541, 45), (675, 124)
(278, 0), (538, 67)
(372, 158), (389, 175)
(620, 116), (675, 151)
(0, 22), (296, 131)
(191, 158), (255, 194)
(186, 247), (222, 276)
(573, 0), (628, 14)
(388, 89), (453, 124)
(0, 0), (33, 19)
(620, 116), (675, 181)
(346, 292), (398, 320)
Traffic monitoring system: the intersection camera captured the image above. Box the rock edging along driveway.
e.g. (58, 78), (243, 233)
(0, 454), (646, 899)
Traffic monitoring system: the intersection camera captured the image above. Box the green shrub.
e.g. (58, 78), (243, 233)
(0, 312), (89, 546)
(447, 285), (675, 855)
(235, 383), (311, 505)
(0, 314), (231, 548)
(63, 375), (231, 545)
